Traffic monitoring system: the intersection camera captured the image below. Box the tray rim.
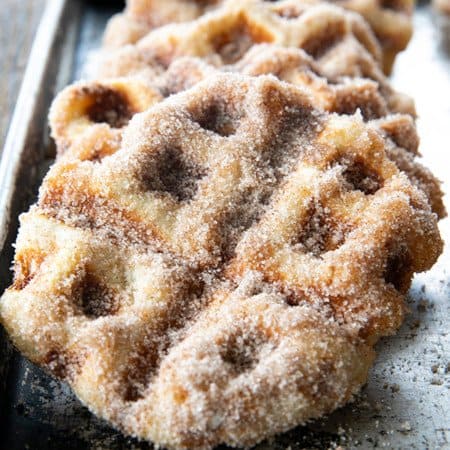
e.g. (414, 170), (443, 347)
(0, 0), (69, 253)
(0, 0), (83, 436)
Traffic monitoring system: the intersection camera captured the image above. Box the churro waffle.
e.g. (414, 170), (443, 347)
(96, 0), (382, 80)
(103, 0), (412, 72)
(51, 45), (445, 218)
(0, 74), (443, 449)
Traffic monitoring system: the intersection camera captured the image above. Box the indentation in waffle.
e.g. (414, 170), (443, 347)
(188, 94), (244, 136)
(331, 0), (413, 72)
(85, 87), (134, 129)
(291, 199), (351, 256)
(138, 145), (207, 202)
(210, 13), (275, 64)
(218, 327), (267, 375)
(73, 270), (122, 318)
(337, 156), (382, 195)
(49, 78), (162, 158)
(12, 247), (49, 290)
(380, 0), (409, 12)
(121, 338), (159, 402)
(383, 244), (412, 292)
(1, 75), (443, 450)
(301, 19), (346, 59)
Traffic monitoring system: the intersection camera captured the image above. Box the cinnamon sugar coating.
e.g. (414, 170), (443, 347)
(0, 75), (443, 449)
(103, 0), (412, 73)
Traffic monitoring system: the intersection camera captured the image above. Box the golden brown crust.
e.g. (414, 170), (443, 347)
(0, 74), (443, 449)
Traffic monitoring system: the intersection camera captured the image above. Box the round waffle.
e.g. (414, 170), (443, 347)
(0, 74), (443, 449)
(103, 0), (412, 72)
(96, 0), (382, 80)
(51, 44), (409, 161)
(50, 45), (445, 218)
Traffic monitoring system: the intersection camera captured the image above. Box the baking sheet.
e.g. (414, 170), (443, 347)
(0, 1), (449, 448)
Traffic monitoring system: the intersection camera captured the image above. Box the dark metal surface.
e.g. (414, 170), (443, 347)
(0, 1), (448, 449)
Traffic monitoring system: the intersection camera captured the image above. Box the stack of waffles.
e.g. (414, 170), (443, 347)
(0, 1), (445, 449)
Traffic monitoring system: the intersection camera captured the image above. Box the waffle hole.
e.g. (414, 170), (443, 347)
(274, 103), (314, 149)
(334, 87), (387, 121)
(293, 202), (348, 256)
(122, 344), (158, 402)
(384, 248), (412, 292)
(218, 190), (270, 261)
(302, 21), (346, 59)
(74, 272), (119, 318)
(339, 158), (381, 195)
(274, 4), (303, 19)
(211, 16), (274, 64)
(380, 0), (407, 12)
(81, 140), (119, 163)
(195, 0), (222, 6)
(141, 146), (206, 201)
(85, 86), (134, 128)
(219, 331), (263, 375)
(191, 100), (243, 137)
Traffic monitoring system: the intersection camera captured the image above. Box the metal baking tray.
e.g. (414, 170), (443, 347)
(0, 0), (449, 448)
